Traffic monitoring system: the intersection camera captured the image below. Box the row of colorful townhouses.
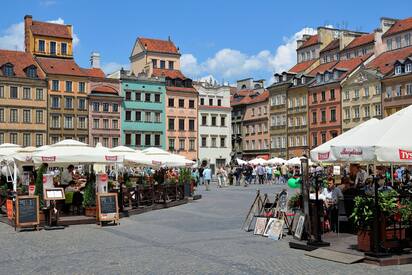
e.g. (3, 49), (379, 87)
(0, 15), (232, 170)
(231, 16), (412, 160)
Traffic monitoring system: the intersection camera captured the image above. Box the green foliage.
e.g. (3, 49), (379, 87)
(34, 164), (47, 208)
(288, 192), (302, 209)
(83, 172), (96, 208)
(178, 168), (192, 185)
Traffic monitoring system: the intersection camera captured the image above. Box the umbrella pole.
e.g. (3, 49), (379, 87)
(13, 161), (17, 192)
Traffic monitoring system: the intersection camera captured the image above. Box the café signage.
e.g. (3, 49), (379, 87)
(399, 149), (412, 160)
(317, 152), (330, 160)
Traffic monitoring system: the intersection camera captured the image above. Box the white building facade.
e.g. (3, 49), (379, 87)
(195, 81), (232, 173)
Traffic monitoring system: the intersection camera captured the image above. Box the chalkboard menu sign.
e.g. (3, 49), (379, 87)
(97, 193), (119, 225)
(15, 196), (39, 229)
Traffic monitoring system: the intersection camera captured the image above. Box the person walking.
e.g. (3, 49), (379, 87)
(198, 166), (204, 186)
(266, 165), (273, 184)
(202, 166), (212, 191)
(281, 163), (288, 184)
(257, 164), (265, 185)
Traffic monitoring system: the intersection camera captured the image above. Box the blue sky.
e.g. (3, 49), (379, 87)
(1, 0), (412, 84)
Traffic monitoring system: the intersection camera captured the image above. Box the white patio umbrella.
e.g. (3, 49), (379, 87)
(248, 158), (267, 165)
(310, 118), (380, 162)
(32, 139), (123, 166)
(140, 147), (194, 167)
(236, 158), (247, 165)
(286, 156), (314, 166)
(267, 157), (286, 165)
(0, 143), (21, 160)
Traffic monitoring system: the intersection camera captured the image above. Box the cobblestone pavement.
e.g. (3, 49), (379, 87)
(1, 184), (412, 274)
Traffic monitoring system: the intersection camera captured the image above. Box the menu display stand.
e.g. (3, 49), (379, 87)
(97, 193), (119, 226)
(44, 187), (65, 230)
(15, 195), (40, 231)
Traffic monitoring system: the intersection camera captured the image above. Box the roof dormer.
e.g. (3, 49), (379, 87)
(2, 63), (14, 77)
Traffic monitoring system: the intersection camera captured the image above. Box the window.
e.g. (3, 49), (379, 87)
(135, 92), (141, 101)
(112, 138), (119, 147)
(312, 111), (317, 124)
(38, 40), (45, 52)
(125, 134), (131, 146)
(34, 88), (43, 100)
(396, 85), (402, 96)
(375, 104), (382, 116)
(125, 91), (132, 101)
(354, 106), (360, 119)
(179, 119), (185, 130)
(10, 109), (18, 123)
(220, 137), (226, 148)
(125, 110), (131, 121)
(135, 134), (141, 146)
(10, 133), (17, 144)
(112, 119), (118, 129)
(152, 59), (157, 68)
(364, 106), (370, 117)
(92, 102), (99, 112)
(145, 93), (151, 102)
(78, 98), (86, 110)
(113, 104), (119, 112)
(200, 98), (204, 105)
(79, 82), (85, 93)
(386, 87), (392, 98)
(217, 99), (222, 106)
(66, 81), (72, 92)
(93, 119), (100, 128)
(103, 119), (109, 129)
(51, 115), (60, 128)
(201, 136), (207, 147)
(189, 139), (195, 151)
(65, 97), (73, 109)
(221, 116), (226, 127)
(36, 134), (43, 147)
(3, 64), (14, 76)
(168, 118), (175, 130)
(189, 100), (195, 108)
(354, 89), (360, 99)
(155, 112), (161, 123)
(154, 135), (161, 147)
(209, 98), (213, 106)
(26, 67), (37, 78)
(321, 110), (326, 122)
(179, 99), (184, 108)
(330, 109), (336, 122)
(387, 38), (392, 50)
(375, 84), (381, 95)
(145, 134), (151, 146)
(169, 138), (175, 151)
(168, 61), (174, 70)
(178, 139), (185, 150)
(160, 60), (165, 69)
(406, 63), (412, 73)
(396, 36), (401, 49)
(312, 92), (317, 102)
(330, 89), (335, 100)
(64, 116), (73, 129)
(344, 108), (350, 120)
(202, 115), (207, 126)
(78, 116), (86, 129)
(154, 94), (161, 103)
(103, 103), (109, 112)
(0, 108), (4, 122)
(331, 131), (338, 138)
(211, 137), (217, 147)
(60, 42), (67, 55)
(145, 112), (151, 122)
(211, 116), (217, 126)
(52, 80), (59, 91)
(168, 98), (174, 107)
(35, 110), (43, 123)
(364, 86), (369, 97)
(135, 111), (141, 121)
(406, 33), (411, 46)
(189, 119), (195, 131)
(344, 90), (349, 100)
(406, 84), (412, 95)
(395, 66), (402, 75)
(10, 86), (18, 99)
(50, 41), (56, 54)
(102, 138), (109, 148)
(0, 86), (3, 98)
(321, 132), (327, 143)
(22, 87), (31, 99)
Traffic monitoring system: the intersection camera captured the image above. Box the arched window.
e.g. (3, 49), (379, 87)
(241, 84), (247, 89)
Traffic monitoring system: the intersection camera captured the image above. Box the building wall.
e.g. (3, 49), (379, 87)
(121, 77), (166, 150)
(382, 73), (412, 117)
(308, 83), (342, 148)
(0, 77), (47, 146)
(268, 84), (288, 158)
(231, 104), (245, 158)
(47, 75), (89, 144)
(165, 89), (198, 160)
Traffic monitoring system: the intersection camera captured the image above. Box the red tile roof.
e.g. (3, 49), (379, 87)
(366, 46), (412, 75)
(0, 50), (45, 79)
(383, 17), (412, 38)
(82, 68), (106, 78)
(289, 59), (317, 73)
(30, 20), (72, 39)
(308, 61), (338, 76)
(231, 90), (268, 106)
(298, 35), (319, 50)
(333, 54), (372, 78)
(320, 39), (340, 53)
(138, 37), (178, 54)
(343, 33), (374, 51)
(166, 86), (196, 93)
(152, 68), (186, 79)
(91, 85), (118, 95)
(35, 57), (87, 77)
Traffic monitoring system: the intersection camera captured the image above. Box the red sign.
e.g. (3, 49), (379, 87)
(6, 199), (13, 220)
(29, 185), (35, 196)
(152, 160), (162, 165)
(42, 176), (47, 183)
(399, 149), (412, 160)
(99, 174), (108, 181)
(318, 152), (330, 160)
(340, 148), (363, 157)
(41, 156), (56, 162)
(105, 156), (118, 161)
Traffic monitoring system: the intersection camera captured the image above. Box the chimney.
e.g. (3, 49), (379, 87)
(90, 52), (100, 68)
(24, 15), (33, 53)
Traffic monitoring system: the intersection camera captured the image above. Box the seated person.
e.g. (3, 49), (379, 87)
(61, 165), (75, 188)
(321, 177), (344, 232)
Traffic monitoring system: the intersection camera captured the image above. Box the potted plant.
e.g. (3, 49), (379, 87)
(288, 192), (302, 211)
(83, 172), (96, 217)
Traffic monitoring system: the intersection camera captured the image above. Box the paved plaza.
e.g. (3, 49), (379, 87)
(1, 184), (412, 274)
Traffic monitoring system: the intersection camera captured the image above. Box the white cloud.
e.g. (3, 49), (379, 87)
(0, 17), (80, 51)
(101, 62), (130, 74)
(181, 27), (317, 84)
(40, 0), (57, 7)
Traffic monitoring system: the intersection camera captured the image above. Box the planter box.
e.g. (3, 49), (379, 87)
(358, 228), (406, 252)
(85, 207), (96, 217)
